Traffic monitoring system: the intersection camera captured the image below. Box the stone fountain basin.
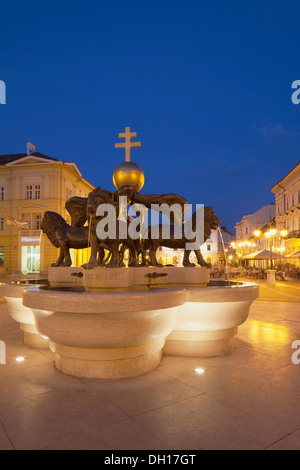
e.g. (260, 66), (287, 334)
(164, 280), (259, 357)
(22, 286), (186, 379)
(21, 280), (259, 379)
(0, 281), (50, 349)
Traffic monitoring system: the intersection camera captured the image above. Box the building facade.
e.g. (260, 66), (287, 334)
(235, 204), (276, 242)
(234, 204), (277, 266)
(155, 227), (234, 266)
(0, 143), (94, 275)
(271, 161), (300, 257)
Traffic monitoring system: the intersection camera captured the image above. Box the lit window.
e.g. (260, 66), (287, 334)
(0, 246), (4, 265)
(26, 185), (33, 199)
(21, 213), (31, 229)
(35, 214), (42, 230)
(26, 184), (41, 200)
(34, 185), (40, 199)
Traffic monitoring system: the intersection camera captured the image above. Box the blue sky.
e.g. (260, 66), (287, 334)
(1, 0), (300, 231)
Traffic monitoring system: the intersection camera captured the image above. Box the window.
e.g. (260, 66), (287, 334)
(26, 185), (33, 200)
(34, 185), (40, 199)
(0, 187), (4, 201)
(21, 213), (31, 229)
(21, 213), (42, 230)
(207, 244), (211, 251)
(0, 246), (4, 265)
(34, 214), (42, 230)
(0, 217), (4, 231)
(26, 184), (41, 200)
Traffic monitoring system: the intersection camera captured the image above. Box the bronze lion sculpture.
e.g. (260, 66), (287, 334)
(142, 206), (220, 267)
(41, 211), (105, 267)
(41, 210), (137, 268)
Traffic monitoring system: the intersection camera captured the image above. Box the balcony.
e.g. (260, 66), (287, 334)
(18, 229), (41, 237)
(286, 230), (300, 239)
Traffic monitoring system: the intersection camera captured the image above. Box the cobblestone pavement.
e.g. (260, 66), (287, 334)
(0, 279), (300, 450)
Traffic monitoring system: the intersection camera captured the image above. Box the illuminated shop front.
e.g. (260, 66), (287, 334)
(20, 236), (41, 274)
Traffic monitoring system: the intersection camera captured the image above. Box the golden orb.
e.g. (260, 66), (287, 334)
(113, 161), (145, 192)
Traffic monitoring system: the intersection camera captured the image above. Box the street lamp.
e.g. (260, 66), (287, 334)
(265, 230), (277, 269)
(279, 229), (288, 257)
(264, 229), (277, 285)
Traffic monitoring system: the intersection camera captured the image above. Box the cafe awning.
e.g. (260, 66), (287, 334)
(285, 251), (300, 259)
(243, 250), (285, 260)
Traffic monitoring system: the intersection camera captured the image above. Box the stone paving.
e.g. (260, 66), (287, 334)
(0, 279), (300, 450)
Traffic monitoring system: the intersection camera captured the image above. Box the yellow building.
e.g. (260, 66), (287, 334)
(0, 142), (94, 275)
(271, 161), (300, 261)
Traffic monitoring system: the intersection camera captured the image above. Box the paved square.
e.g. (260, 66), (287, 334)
(0, 279), (300, 450)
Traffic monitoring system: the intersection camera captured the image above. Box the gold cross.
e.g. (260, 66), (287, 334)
(115, 126), (141, 162)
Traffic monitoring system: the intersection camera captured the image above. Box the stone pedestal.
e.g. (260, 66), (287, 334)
(47, 267), (84, 285)
(81, 266), (210, 290)
(266, 269), (276, 286)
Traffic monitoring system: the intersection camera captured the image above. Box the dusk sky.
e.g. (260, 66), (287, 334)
(1, 1), (300, 231)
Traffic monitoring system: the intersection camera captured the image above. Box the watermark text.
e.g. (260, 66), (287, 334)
(95, 198), (204, 250)
(0, 340), (6, 364)
(291, 80), (300, 105)
(292, 340), (300, 364)
(0, 81), (6, 104)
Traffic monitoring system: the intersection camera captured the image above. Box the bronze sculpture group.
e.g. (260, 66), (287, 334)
(41, 185), (220, 269)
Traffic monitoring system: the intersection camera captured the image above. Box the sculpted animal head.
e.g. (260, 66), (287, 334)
(41, 211), (69, 248)
(204, 206), (220, 241)
(86, 186), (135, 229)
(41, 211), (68, 234)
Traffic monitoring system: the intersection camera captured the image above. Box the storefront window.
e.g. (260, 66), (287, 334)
(21, 245), (40, 274)
(0, 247), (4, 265)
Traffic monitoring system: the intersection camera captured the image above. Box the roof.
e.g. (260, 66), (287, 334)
(270, 161), (300, 191)
(0, 150), (95, 190)
(0, 152), (59, 165)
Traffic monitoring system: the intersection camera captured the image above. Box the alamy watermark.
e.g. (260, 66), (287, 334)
(291, 80), (300, 105)
(95, 198), (204, 250)
(0, 340), (6, 364)
(0, 80), (6, 104)
(291, 340), (300, 365)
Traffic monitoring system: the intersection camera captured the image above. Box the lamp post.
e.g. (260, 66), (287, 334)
(265, 229), (277, 285)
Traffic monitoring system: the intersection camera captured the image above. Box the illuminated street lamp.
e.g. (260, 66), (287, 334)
(265, 229), (277, 285)
(264, 229), (277, 266)
(280, 229), (288, 237)
(278, 229), (288, 257)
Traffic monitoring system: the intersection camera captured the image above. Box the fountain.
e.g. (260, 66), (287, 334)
(0, 277), (49, 349)
(1, 127), (258, 378)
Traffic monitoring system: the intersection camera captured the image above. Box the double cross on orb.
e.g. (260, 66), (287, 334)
(115, 127), (141, 163)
